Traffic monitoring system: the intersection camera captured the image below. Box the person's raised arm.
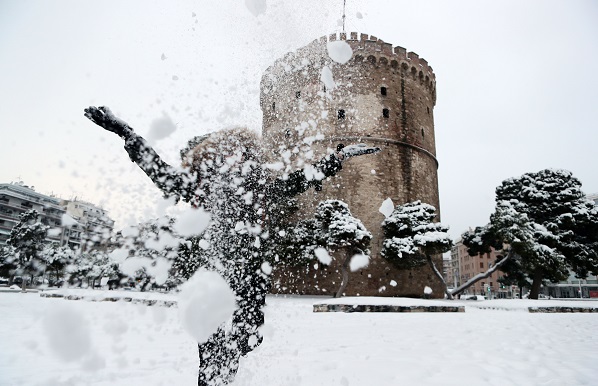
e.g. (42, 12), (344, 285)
(270, 143), (381, 199)
(84, 106), (196, 203)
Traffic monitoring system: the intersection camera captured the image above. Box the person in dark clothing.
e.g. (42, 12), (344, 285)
(84, 105), (380, 385)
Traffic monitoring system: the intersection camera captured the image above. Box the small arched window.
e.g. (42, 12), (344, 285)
(272, 102), (275, 111)
(380, 87), (387, 96)
(338, 109), (346, 120)
(382, 108), (389, 118)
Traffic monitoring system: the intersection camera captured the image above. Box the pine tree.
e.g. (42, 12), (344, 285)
(463, 169), (598, 299)
(381, 201), (453, 298)
(39, 244), (75, 286)
(280, 200), (371, 297)
(6, 209), (48, 289)
(0, 245), (17, 283)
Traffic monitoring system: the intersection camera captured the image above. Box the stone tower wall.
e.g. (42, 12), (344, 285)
(261, 32), (443, 298)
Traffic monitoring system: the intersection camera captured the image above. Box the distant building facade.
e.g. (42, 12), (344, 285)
(450, 237), (516, 298)
(63, 199), (115, 251)
(0, 182), (113, 251)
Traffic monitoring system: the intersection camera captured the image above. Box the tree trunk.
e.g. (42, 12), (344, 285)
(334, 249), (354, 298)
(426, 255), (453, 299)
(451, 250), (513, 298)
(529, 269), (543, 299)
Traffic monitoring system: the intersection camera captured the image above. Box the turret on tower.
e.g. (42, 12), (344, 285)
(261, 32), (442, 298)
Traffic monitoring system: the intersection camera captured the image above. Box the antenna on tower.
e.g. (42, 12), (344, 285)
(342, 0), (347, 32)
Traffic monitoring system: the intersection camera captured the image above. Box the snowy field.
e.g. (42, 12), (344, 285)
(1, 292), (598, 386)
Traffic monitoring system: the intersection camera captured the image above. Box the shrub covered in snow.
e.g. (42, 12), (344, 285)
(462, 169), (598, 299)
(6, 209), (49, 288)
(278, 199), (371, 297)
(381, 201), (452, 298)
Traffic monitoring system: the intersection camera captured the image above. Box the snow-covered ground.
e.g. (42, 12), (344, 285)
(1, 291), (597, 385)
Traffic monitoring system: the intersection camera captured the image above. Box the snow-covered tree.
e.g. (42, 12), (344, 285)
(39, 244), (75, 285)
(6, 209), (48, 289)
(0, 245), (17, 283)
(68, 249), (120, 288)
(462, 169), (598, 299)
(114, 217), (182, 291)
(280, 200), (371, 297)
(381, 201), (453, 299)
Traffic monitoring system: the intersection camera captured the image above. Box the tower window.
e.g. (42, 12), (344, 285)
(337, 109), (345, 120)
(272, 102), (275, 111)
(295, 91), (301, 99)
(427, 106), (430, 115)
(382, 108), (389, 118)
(421, 128), (425, 138)
(381, 87), (387, 96)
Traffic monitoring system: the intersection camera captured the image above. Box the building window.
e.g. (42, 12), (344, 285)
(381, 87), (387, 96)
(295, 91), (301, 99)
(427, 106), (430, 115)
(480, 262), (484, 269)
(272, 102), (275, 111)
(382, 108), (389, 118)
(338, 109), (345, 120)
(421, 128), (425, 138)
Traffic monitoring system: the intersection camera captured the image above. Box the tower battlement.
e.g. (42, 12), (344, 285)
(262, 32), (436, 104)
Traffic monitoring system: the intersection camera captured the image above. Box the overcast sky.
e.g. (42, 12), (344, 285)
(1, 0), (597, 237)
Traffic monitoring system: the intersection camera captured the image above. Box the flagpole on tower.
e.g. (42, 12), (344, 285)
(342, 0), (346, 33)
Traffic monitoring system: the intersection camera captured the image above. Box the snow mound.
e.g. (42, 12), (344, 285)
(43, 304), (92, 362)
(327, 40), (353, 64)
(173, 207), (211, 237)
(379, 198), (394, 218)
(350, 253), (369, 272)
(61, 213), (78, 227)
(147, 113), (176, 144)
(178, 270), (237, 344)
(320, 66), (336, 91)
(314, 247), (332, 265)
(245, 0), (266, 16)
(424, 286), (433, 295)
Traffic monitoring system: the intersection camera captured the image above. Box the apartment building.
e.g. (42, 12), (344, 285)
(0, 182), (112, 251)
(450, 238), (515, 298)
(63, 199), (115, 251)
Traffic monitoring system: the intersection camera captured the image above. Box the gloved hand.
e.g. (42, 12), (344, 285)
(84, 106), (133, 139)
(336, 143), (381, 161)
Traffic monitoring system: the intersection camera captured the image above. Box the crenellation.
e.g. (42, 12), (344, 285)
(408, 51), (419, 61)
(382, 42), (393, 54)
(394, 46), (407, 57)
(263, 34), (435, 85)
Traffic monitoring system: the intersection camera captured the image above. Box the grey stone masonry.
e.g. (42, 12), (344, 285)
(313, 304), (465, 313)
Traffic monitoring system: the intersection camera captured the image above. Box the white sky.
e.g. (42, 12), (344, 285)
(1, 0), (597, 238)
